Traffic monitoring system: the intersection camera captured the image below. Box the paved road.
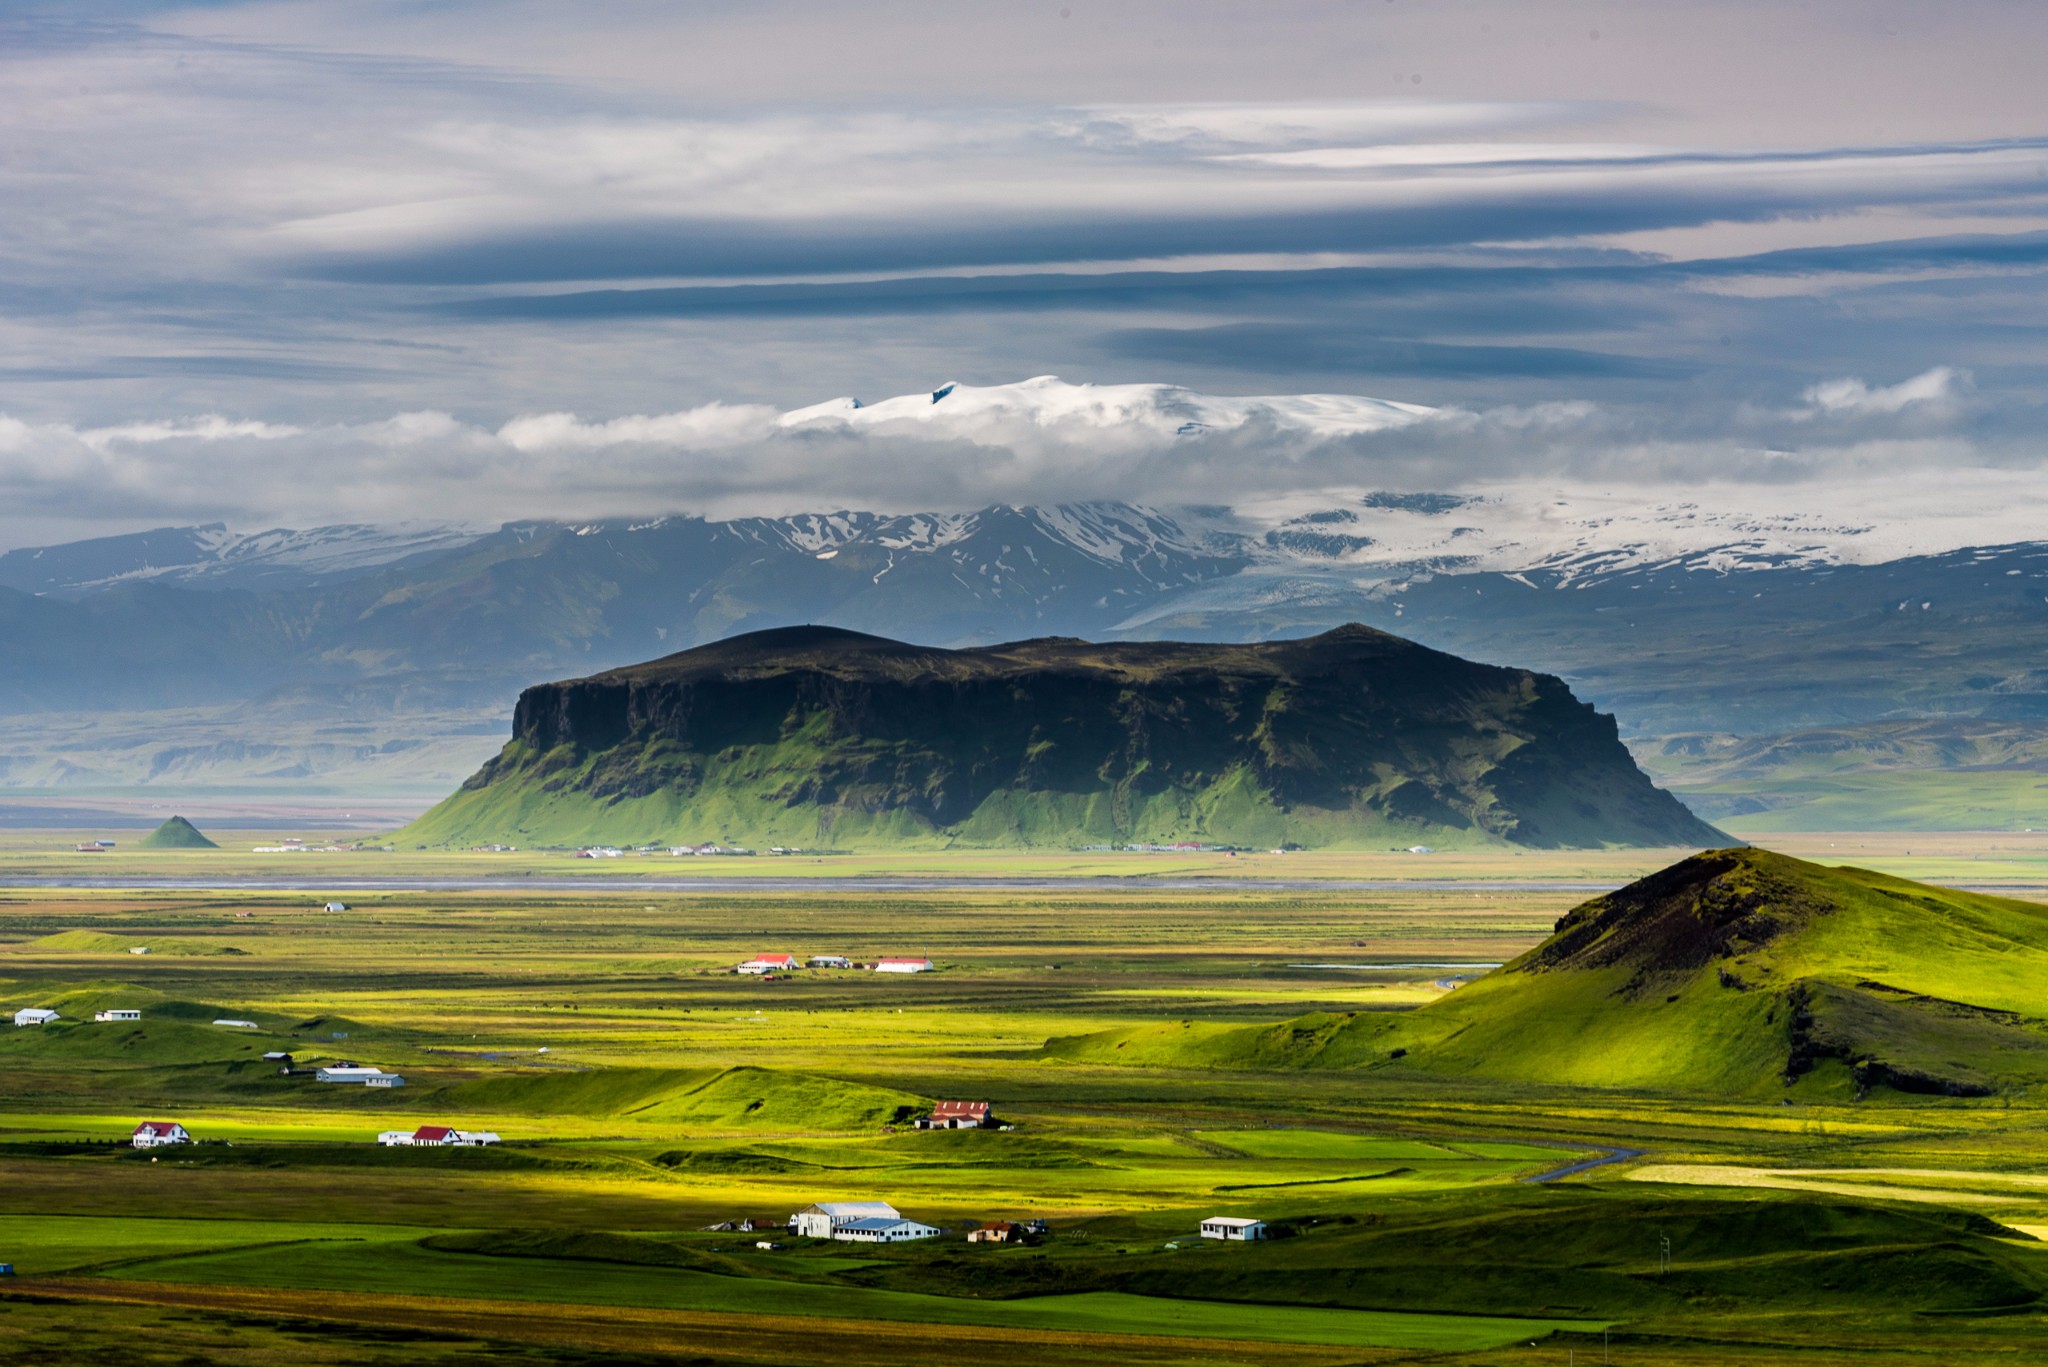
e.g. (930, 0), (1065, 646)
(1523, 1146), (1647, 1184)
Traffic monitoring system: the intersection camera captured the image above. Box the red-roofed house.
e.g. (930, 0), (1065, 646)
(919, 1100), (992, 1130)
(737, 953), (801, 975)
(132, 1121), (190, 1149)
(377, 1125), (500, 1147)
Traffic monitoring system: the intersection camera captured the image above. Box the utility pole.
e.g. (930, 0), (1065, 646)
(1659, 1230), (1672, 1276)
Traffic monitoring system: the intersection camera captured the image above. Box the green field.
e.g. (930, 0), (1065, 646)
(6, 839), (2048, 1364)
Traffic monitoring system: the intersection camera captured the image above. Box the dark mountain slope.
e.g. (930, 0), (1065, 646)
(399, 624), (1721, 851)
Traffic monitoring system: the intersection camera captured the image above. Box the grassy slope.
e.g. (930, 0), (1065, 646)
(1639, 719), (2048, 832)
(401, 742), (1469, 852)
(1050, 849), (2048, 1099)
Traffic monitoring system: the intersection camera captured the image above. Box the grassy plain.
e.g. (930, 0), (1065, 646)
(6, 840), (2048, 1363)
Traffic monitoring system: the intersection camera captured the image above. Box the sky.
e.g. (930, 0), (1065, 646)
(0, 1), (2045, 545)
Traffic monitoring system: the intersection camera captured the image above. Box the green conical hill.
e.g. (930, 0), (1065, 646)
(1048, 848), (2048, 1099)
(396, 624), (1723, 851)
(137, 815), (218, 849)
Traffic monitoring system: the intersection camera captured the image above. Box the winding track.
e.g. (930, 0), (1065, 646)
(1523, 1146), (1647, 1184)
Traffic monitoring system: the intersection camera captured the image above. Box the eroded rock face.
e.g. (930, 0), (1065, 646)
(419, 623), (1725, 850)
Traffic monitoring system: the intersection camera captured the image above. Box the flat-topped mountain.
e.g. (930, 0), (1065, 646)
(1054, 848), (2048, 1099)
(399, 624), (1721, 851)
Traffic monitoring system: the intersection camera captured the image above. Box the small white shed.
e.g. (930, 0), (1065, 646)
(1199, 1217), (1268, 1241)
(13, 1008), (59, 1028)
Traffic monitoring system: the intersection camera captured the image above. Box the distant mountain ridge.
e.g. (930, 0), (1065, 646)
(0, 521), (480, 595)
(399, 624), (1724, 851)
(2, 496), (2045, 761)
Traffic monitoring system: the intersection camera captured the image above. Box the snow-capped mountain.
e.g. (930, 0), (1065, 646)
(777, 374), (1433, 442)
(0, 521), (481, 595)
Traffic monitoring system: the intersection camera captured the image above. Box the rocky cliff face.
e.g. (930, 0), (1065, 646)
(401, 624), (1725, 850)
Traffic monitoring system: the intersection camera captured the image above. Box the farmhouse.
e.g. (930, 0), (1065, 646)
(808, 955), (852, 969)
(918, 1100), (992, 1130)
(13, 1008), (59, 1028)
(95, 1009), (142, 1022)
(793, 1201), (900, 1239)
(317, 1064), (398, 1084)
(132, 1121), (190, 1149)
(377, 1125), (499, 1146)
(833, 1217), (941, 1244)
(1199, 1217), (1268, 1241)
(736, 953), (802, 975)
(366, 1074), (406, 1087)
(873, 957), (934, 974)
(967, 1221), (1018, 1243)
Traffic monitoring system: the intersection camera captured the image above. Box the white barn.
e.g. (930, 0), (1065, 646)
(317, 1065), (396, 1084)
(793, 1201), (900, 1239)
(13, 1008), (59, 1028)
(95, 1009), (142, 1022)
(1199, 1217), (1267, 1241)
(873, 957), (934, 974)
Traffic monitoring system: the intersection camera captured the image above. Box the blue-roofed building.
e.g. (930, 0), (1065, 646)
(832, 1216), (941, 1244)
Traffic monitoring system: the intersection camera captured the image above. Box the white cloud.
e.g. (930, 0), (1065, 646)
(0, 374), (2031, 552)
(1799, 366), (1972, 417)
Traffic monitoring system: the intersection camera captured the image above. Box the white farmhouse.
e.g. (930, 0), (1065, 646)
(1199, 1217), (1267, 1241)
(13, 1008), (59, 1028)
(132, 1121), (190, 1149)
(95, 1009), (142, 1022)
(793, 1201), (900, 1239)
(378, 1125), (499, 1146)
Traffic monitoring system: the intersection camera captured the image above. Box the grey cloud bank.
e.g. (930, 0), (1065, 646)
(0, 2), (2044, 545)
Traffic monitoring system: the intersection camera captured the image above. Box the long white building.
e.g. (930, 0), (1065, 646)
(793, 1201), (900, 1239)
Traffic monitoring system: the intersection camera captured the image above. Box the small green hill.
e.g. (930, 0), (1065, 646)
(444, 1065), (922, 1130)
(27, 931), (244, 957)
(1049, 848), (2048, 1099)
(137, 814), (219, 849)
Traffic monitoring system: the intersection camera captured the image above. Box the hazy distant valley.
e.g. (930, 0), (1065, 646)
(4, 492), (2046, 829)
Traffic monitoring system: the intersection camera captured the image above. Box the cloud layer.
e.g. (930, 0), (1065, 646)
(0, 372), (2028, 549)
(0, 4), (2045, 545)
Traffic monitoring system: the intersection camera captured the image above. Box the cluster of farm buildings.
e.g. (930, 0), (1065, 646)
(126, 1121), (500, 1149)
(734, 952), (933, 976)
(717, 1202), (1265, 1246)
